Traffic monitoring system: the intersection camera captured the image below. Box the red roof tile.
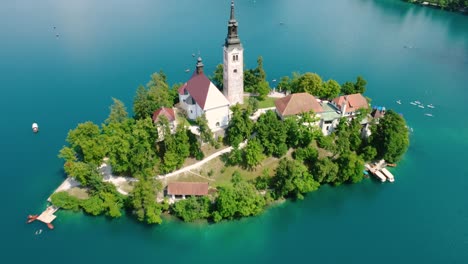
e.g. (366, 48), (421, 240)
(152, 107), (175, 123)
(181, 71), (212, 109)
(167, 182), (209, 196)
(332, 93), (369, 113)
(275, 92), (323, 117)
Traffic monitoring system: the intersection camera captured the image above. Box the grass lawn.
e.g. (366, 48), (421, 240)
(185, 149), (294, 187)
(67, 187), (90, 199)
(243, 96), (277, 109)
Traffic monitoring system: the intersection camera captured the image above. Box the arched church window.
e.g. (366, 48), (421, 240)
(233, 69), (237, 73)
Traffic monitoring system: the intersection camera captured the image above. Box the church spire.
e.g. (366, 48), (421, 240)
(230, 1), (235, 21)
(196, 57), (204, 74)
(225, 0), (240, 47)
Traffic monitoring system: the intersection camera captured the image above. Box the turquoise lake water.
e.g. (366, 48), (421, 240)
(1, 0), (467, 263)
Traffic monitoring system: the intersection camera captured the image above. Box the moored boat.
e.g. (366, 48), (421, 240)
(32, 123), (39, 133)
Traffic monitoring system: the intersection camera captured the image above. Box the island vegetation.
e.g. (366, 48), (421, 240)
(51, 58), (410, 225)
(403, 0), (468, 11)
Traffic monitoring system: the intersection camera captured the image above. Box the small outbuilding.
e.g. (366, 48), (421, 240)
(167, 182), (209, 199)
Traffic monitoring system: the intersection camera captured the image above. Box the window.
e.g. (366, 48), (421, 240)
(216, 122), (220, 127)
(233, 69), (237, 73)
(190, 110), (193, 114)
(232, 54), (239, 62)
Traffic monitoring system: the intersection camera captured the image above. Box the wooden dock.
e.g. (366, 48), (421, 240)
(27, 205), (59, 229)
(365, 160), (396, 183)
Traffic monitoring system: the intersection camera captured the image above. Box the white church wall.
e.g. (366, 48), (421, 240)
(205, 105), (230, 130)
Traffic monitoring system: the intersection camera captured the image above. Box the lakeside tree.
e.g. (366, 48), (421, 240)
(336, 152), (365, 184)
(272, 158), (320, 200)
(278, 76), (292, 94)
(102, 119), (133, 174)
(244, 56), (270, 99)
(128, 176), (164, 224)
(322, 79), (341, 99)
(128, 117), (158, 174)
(313, 157), (339, 184)
(133, 72), (173, 120)
(291, 72), (323, 96)
(341, 76), (367, 95)
(172, 196), (211, 222)
(212, 173), (265, 222)
(370, 110), (409, 163)
(105, 98), (129, 124)
(66, 122), (107, 165)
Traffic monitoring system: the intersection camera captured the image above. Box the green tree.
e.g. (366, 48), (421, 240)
(211, 64), (224, 90)
(105, 98), (128, 124)
(322, 79), (341, 99)
(50, 191), (81, 211)
(196, 114), (214, 145)
(172, 196), (211, 222)
(313, 157), (339, 184)
(341, 76), (367, 95)
(66, 121), (106, 165)
(128, 177), (163, 224)
(256, 80), (270, 100)
(370, 110), (409, 163)
(278, 76), (291, 93)
(243, 138), (265, 169)
(133, 72), (173, 120)
(246, 96), (259, 115)
(291, 72), (323, 96)
(225, 105), (253, 147)
(102, 119), (133, 174)
(360, 145), (377, 162)
(255, 111), (288, 157)
(336, 152), (365, 184)
(128, 117), (158, 174)
(272, 158), (320, 199)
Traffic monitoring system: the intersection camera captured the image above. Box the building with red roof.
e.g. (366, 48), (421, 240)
(178, 57), (230, 130)
(331, 93), (369, 117)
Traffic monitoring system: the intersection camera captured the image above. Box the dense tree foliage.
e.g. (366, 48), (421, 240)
(128, 177), (164, 224)
(243, 138), (265, 169)
(212, 173), (265, 222)
(403, 0), (468, 10)
(370, 110), (409, 163)
(196, 115), (214, 145)
(50, 191), (81, 211)
(105, 98), (128, 124)
(272, 158), (320, 200)
(66, 122), (107, 165)
(211, 64), (224, 90)
(341, 76), (367, 95)
(172, 196), (211, 222)
(225, 105), (253, 147)
(255, 111), (288, 157)
(133, 72), (174, 120)
(284, 112), (320, 148)
(244, 56), (270, 99)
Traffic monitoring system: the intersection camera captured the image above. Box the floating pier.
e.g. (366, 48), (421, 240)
(365, 160), (396, 183)
(27, 205), (59, 229)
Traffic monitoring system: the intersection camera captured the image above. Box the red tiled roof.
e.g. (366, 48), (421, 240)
(178, 83), (188, 95)
(332, 93), (369, 113)
(180, 71), (212, 109)
(274, 92), (323, 117)
(167, 182), (209, 196)
(152, 107), (175, 123)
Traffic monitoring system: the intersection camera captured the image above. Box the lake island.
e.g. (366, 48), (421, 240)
(40, 1), (410, 226)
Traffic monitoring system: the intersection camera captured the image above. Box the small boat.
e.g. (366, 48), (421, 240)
(47, 223), (54, 230)
(414, 100), (421, 104)
(410, 102), (417, 106)
(184, 69), (190, 73)
(418, 105), (425, 108)
(192, 53), (195, 57)
(387, 163), (397, 167)
(27, 214), (38, 223)
(32, 123), (39, 133)
(427, 104), (435, 108)
(56, 33), (59, 38)
(279, 22), (284, 25)
(35, 229), (42, 235)
(272, 79), (277, 82)
(424, 113), (433, 117)
(396, 100), (401, 104)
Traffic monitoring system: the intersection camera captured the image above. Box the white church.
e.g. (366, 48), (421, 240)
(178, 1), (243, 130)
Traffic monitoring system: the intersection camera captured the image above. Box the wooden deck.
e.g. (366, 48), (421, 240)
(37, 206), (59, 224)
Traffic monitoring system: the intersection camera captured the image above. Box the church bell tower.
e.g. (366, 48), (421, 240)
(223, 1), (244, 105)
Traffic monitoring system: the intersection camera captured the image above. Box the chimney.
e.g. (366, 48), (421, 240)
(341, 96), (348, 117)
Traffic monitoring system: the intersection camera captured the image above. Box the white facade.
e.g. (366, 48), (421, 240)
(223, 46), (244, 105)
